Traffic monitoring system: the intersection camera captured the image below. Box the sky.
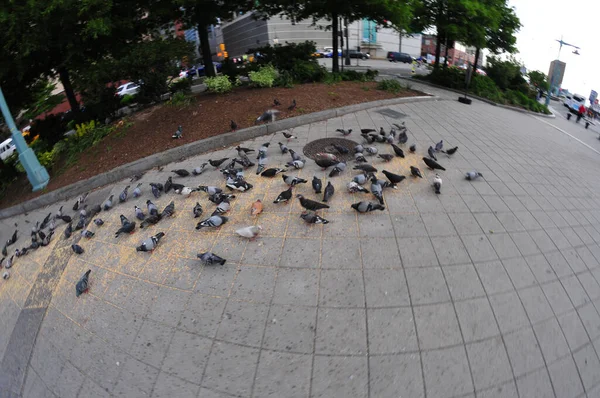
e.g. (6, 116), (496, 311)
(508, 0), (599, 98)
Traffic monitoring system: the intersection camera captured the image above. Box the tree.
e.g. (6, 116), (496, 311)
(528, 70), (549, 92)
(256, 0), (414, 73)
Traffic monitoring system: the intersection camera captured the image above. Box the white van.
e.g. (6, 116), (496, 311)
(0, 138), (16, 161)
(568, 93), (586, 114)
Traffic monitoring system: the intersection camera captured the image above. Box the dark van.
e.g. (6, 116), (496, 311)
(387, 52), (413, 63)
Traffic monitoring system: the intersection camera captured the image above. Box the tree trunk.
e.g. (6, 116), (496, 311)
(443, 36), (449, 68)
(331, 12), (339, 73)
(472, 47), (480, 71)
(57, 67), (80, 113)
(434, 34), (441, 69)
(198, 23), (216, 78)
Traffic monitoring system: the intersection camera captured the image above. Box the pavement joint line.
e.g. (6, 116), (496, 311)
(534, 116), (600, 157)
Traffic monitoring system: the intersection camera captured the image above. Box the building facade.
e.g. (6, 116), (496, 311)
(421, 34), (484, 67)
(548, 60), (566, 89)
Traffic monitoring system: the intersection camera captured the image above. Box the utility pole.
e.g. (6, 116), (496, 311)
(344, 18), (351, 66)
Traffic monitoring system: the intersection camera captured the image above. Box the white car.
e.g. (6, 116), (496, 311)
(116, 82), (140, 97)
(0, 138), (16, 161)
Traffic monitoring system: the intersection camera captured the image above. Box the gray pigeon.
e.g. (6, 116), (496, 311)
(197, 252), (227, 265)
(278, 142), (289, 154)
(212, 200), (231, 216)
(93, 219), (104, 226)
(351, 201), (385, 213)
(286, 159), (305, 169)
(198, 186), (222, 196)
(81, 230), (94, 239)
(133, 183), (143, 198)
(140, 214), (161, 228)
(370, 176), (384, 205)
(256, 109), (280, 123)
(365, 146), (378, 155)
(64, 222), (73, 239)
(102, 195), (114, 211)
(226, 178), (252, 192)
(428, 146), (437, 161)
(347, 181), (369, 193)
(256, 157), (267, 175)
(397, 130), (408, 144)
(300, 211), (329, 224)
(193, 202), (203, 218)
(4, 255), (13, 269)
(336, 128), (352, 136)
(115, 220), (136, 237)
(76, 270), (91, 297)
(323, 181), (335, 202)
(136, 232), (165, 252)
(289, 149), (302, 161)
(192, 163), (208, 176)
(71, 244), (84, 254)
(435, 140), (443, 152)
(354, 144), (364, 153)
(119, 185), (130, 203)
(329, 162), (346, 177)
(256, 143), (270, 159)
(151, 184), (161, 198)
(172, 125), (183, 139)
(355, 153), (367, 163)
(196, 215), (228, 229)
(161, 201), (175, 218)
(147, 200), (159, 216)
(172, 169), (190, 177)
(352, 173), (370, 185)
(465, 171), (484, 180)
(312, 176), (322, 194)
(134, 206), (145, 220)
(164, 177), (173, 193)
(410, 166), (423, 178)
(282, 175), (307, 186)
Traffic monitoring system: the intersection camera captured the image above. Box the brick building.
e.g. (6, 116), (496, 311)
(421, 34), (483, 67)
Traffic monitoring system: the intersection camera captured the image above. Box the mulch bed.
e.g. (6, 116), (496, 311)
(0, 81), (425, 209)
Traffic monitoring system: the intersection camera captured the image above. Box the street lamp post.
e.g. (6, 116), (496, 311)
(0, 87), (49, 191)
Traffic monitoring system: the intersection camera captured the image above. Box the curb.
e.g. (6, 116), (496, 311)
(0, 94), (438, 220)
(397, 76), (556, 119)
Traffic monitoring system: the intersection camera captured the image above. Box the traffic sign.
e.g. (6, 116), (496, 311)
(590, 90), (597, 104)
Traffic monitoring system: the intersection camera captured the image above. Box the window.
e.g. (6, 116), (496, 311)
(425, 39), (430, 45)
(362, 19), (377, 43)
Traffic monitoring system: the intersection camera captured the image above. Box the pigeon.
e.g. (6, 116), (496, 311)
(31, 221), (40, 236)
(130, 173), (144, 182)
(134, 206), (145, 220)
(301, 211), (329, 224)
(74, 218), (86, 231)
(164, 177), (173, 193)
(41, 230), (53, 246)
(81, 229), (94, 239)
(434, 140), (443, 152)
(40, 213), (52, 230)
(286, 159), (305, 169)
(353, 164), (378, 173)
(257, 143), (270, 159)
(212, 200), (231, 216)
(175, 186), (195, 197)
(256, 157), (268, 175)
(236, 146), (255, 154)
(6, 230), (17, 246)
(151, 184), (161, 198)
(196, 215), (228, 229)
(409, 144), (416, 153)
(1, 244), (6, 257)
(115, 220), (136, 237)
(428, 146), (437, 161)
(361, 133), (375, 144)
(296, 194), (330, 211)
(136, 232), (165, 252)
(132, 183), (143, 198)
(79, 205), (88, 219)
(332, 144), (349, 154)
(226, 178), (253, 192)
(390, 144), (405, 158)
(382, 170), (406, 187)
(351, 201), (385, 213)
(370, 176), (384, 205)
(347, 181), (369, 193)
(282, 131), (297, 140)
(72, 193), (87, 211)
(208, 193), (235, 205)
(312, 176), (322, 194)
(2, 271), (8, 280)
(354, 144), (364, 153)
(56, 206), (63, 218)
(140, 214), (161, 228)
(355, 153), (367, 163)
(48, 219), (56, 232)
(329, 162), (346, 177)
(261, 168), (286, 177)
(336, 128), (352, 136)
(59, 215), (72, 223)
(423, 157), (446, 171)
(147, 200), (159, 216)
(274, 98), (281, 106)
(378, 154), (394, 162)
(71, 244), (84, 254)
(197, 252), (227, 266)
(274, 187), (293, 203)
(102, 195), (114, 211)
(193, 202), (203, 218)
(251, 200), (263, 216)
(352, 172), (370, 185)
(93, 219), (104, 226)
(465, 171), (484, 180)
(386, 134), (394, 144)
(4, 255), (13, 269)
(289, 149), (302, 161)
(235, 225), (262, 239)
(64, 222), (73, 239)
(172, 125), (183, 139)
(198, 186), (223, 196)
(161, 201), (175, 218)
(150, 182), (164, 191)
(282, 175), (307, 186)
(192, 163), (208, 176)
(256, 109), (280, 123)
(278, 142), (289, 154)
(209, 158), (229, 169)
(433, 174), (442, 194)
(75, 270), (91, 297)
(119, 214), (131, 226)
(442, 146), (458, 155)
(172, 169), (190, 177)
(118, 185), (129, 203)
(29, 241), (40, 250)
(230, 120), (238, 132)
(323, 181), (335, 202)
(397, 130), (408, 144)
(314, 158), (337, 169)
(287, 99), (297, 110)
(410, 166), (423, 178)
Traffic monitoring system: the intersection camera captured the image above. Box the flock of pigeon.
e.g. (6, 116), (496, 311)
(0, 120), (485, 299)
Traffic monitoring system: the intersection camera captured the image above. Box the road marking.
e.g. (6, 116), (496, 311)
(533, 116), (600, 156)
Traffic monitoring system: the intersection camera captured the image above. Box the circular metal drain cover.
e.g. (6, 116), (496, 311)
(303, 138), (359, 162)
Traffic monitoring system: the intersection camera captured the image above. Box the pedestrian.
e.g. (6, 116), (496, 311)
(577, 103), (586, 123)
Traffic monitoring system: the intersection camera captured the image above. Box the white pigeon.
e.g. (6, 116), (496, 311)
(235, 225), (262, 239)
(176, 186), (194, 197)
(433, 174), (442, 194)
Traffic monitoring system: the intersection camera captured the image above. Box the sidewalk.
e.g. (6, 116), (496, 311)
(3, 84), (600, 397)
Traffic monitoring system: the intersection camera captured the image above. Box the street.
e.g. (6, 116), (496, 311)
(317, 58), (431, 77)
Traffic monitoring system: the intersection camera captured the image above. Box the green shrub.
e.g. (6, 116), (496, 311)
(324, 72), (343, 85)
(120, 94), (136, 107)
(205, 76), (233, 94)
(274, 70), (294, 88)
(251, 41), (317, 72)
(66, 120), (111, 165)
(248, 65), (278, 88)
(169, 91), (193, 107)
(221, 58), (248, 81)
(485, 56), (527, 91)
(291, 61), (326, 83)
(470, 75), (503, 102)
(376, 79), (404, 93)
(169, 78), (192, 95)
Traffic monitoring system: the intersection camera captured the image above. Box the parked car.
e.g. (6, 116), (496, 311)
(116, 82), (140, 97)
(387, 52), (413, 63)
(567, 93), (586, 114)
(342, 50), (370, 60)
(0, 138), (16, 162)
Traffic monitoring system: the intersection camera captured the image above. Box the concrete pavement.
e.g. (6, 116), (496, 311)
(3, 81), (600, 397)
